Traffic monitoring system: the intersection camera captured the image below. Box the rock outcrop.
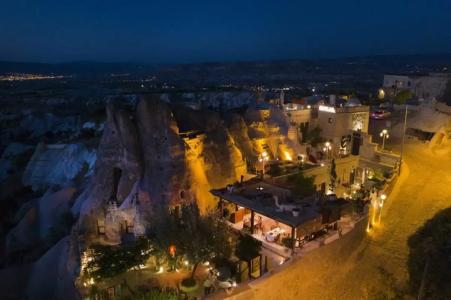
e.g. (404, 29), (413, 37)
(5, 187), (77, 257)
(22, 143), (96, 191)
(73, 95), (248, 244)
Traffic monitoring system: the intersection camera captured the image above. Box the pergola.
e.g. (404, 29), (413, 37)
(211, 188), (322, 251)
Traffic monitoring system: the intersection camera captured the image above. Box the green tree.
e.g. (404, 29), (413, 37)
(235, 234), (262, 276)
(299, 123), (309, 143)
(306, 126), (323, 147)
(393, 89), (412, 104)
(85, 237), (152, 280)
(148, 205), (180, 269)
(288, 173), (316, 199)
(119, 288), (179, 300)
(407, 207), (451, 299)
(178, 204), (233, 281)
(329, 159), (337, 192)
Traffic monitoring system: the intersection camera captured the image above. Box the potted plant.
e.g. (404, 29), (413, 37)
(180, 277), (198, 293)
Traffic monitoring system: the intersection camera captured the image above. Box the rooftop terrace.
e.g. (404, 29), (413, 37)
(211, 179), (321, 228)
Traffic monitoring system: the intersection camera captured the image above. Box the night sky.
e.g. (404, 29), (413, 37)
(1, 0), (451, 63)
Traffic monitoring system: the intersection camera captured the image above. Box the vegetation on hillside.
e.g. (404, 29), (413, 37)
(407, 207), (451, 299)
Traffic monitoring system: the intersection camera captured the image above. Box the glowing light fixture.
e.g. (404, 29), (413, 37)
(319, 105), (336, 113)
(284, 151), (292, 161)
(379, 129), (389, 150)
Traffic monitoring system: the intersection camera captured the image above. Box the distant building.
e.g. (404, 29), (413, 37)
(284, 103), (312, 128)
(382, 73), (450, 99)
(317, 101), (370, 143)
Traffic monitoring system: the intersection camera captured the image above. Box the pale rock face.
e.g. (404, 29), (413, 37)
(98, 103), (141, 200)
(0, 235), (81, 300)
(136, 96), (187, 206)
(19, 112), (79, 138)
(227, 114), (257, 163)
(202, 125), (245, 187)
(5, 187), (77, 256)
(22, 143), (96, 191)
(0, 142), (34, 180)
(25, 235), (81, 300)
(243, 104), (297, 159)
(76, 95), (249, 242)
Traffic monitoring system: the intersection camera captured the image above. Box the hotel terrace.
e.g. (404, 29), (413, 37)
(211, 178), (353, 256)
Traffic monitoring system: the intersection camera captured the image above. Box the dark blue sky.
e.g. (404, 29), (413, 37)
(1, 0), (451, 63)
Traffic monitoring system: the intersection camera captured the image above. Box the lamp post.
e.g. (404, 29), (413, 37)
(379, 129), (389, 150)
(398, 105), (408, 175)
(378, 194), (386, 224)
(323, 141), (332, 160)
(258, 151), (269, 177)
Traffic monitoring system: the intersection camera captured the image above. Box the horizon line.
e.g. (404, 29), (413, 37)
(1, 52), (451, 66)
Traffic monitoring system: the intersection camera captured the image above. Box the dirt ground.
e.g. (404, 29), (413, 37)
(229, 141), (451, 300)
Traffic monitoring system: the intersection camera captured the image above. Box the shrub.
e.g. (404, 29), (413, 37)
(85, 237), (152, 280)
(267, 163), (282, 177)
(287, 173), (316, 199)
(407, 207), (451, 299)
(281, 237), (294, 248)
(181, 277), (196, 287)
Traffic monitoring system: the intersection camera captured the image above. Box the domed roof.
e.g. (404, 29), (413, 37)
(345, 98), (361, 107)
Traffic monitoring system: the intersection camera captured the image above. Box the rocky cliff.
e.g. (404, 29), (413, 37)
(0, 94), (301, 299)
(73, 95), (248, 244)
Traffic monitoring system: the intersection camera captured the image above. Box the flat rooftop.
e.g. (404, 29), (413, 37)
(211, 179), (321, 228)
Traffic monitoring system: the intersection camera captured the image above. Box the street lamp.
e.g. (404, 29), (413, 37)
(323, 141), (332, 159)
(379, 129), (389, 150)
(378, 194), (386, 224)
(258, 152), (269, 176)
(399, 105), (408, 175)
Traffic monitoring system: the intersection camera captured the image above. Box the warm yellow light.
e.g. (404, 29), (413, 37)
(380, 129), (389, 137)
(380, 194), (386, 200)
(284, 151), (292, 161)
(319, 105), (336, 113)
(378, 88), (385, 99)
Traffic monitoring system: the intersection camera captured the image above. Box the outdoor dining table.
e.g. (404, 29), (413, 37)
(265, 227), (285, 242)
